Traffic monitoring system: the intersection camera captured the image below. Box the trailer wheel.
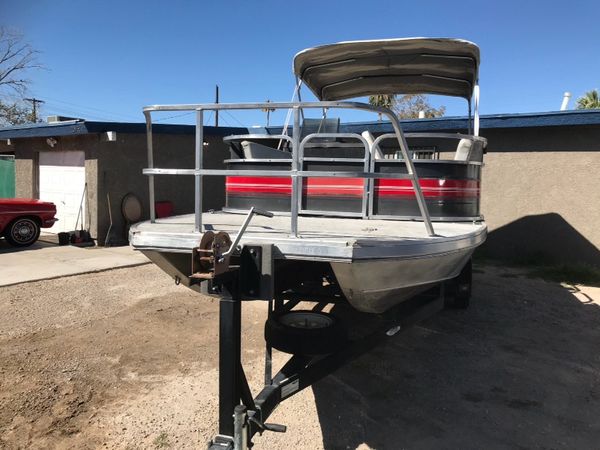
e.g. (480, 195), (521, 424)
(265, 310), (347, 355)
(444, 259), (472, 309)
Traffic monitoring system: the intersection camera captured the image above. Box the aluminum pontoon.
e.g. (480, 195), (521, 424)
(130, 37), (486, 448)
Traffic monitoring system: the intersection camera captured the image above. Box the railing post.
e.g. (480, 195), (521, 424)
(290, 106), (301, 237)
(387, 112), (436, 237)
(195, 109), (204, 233)
(144, 111), (156, 223)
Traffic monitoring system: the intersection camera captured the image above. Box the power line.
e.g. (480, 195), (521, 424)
(222, 110), (245, 127)
(153, 111), (195, 122)
(39, 102), (118, 121)
(33, 95), (141, 121)
(217, 113), (232, 127)
(1, 92), (141, 122)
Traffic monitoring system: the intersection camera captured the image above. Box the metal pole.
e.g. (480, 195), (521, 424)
(219, 281), (242, 437)
(467, 100), (472, 135)
(195, 109), (204, 232)
(233, 405), (247, 450)
(290, 107), (301, 237)
(473, 85), (480, 137)
(215, 85), (219, 127)
(144, 111), (156, 222)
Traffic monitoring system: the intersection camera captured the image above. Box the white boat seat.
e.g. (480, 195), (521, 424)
(361, 131), (385, 159)
(454, 138), (484, 162)
(454, 139), (472, 161)
(241, 140), (291, 159)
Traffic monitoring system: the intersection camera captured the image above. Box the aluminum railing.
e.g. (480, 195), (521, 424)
(142, 101), (435, 237)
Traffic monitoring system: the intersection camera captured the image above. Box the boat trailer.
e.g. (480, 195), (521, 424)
(198, 211), (460, 450)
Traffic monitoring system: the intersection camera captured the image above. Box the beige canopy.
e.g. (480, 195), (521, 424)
(293, 38), (480, 101)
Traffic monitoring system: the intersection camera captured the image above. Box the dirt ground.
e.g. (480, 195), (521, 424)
(1, 263), (599, 449)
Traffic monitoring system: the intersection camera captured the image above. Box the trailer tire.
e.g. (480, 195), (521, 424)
(265, 310), (347, 355)
(444, 259), (472, 309)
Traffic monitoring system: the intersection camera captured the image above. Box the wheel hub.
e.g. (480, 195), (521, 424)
(279, 312), (334, 329)
(18, 225), (32, 237)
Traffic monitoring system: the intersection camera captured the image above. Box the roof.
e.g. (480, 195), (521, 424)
(0, 120), (246, 139)
(293, 38), (480, 101)
(339, 109), (600, 134)
(258, 110), (600, 136)
(2, 110), (600, 141)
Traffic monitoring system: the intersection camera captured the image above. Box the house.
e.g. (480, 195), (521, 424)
(0, 117), (245, 244)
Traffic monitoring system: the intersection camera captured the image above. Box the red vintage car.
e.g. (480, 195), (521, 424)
(0, 199), (58, 247)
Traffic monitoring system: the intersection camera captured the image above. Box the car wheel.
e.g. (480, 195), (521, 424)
(265, 310), (347, 355)
(4, 217), (41, 247)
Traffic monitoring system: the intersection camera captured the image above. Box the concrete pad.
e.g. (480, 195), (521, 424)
(0, 239), (149, 287)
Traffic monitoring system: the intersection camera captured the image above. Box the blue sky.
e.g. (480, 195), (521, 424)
(2, 0), (599, 127)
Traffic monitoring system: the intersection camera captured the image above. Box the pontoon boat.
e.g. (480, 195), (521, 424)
(129, 37), (487, 449)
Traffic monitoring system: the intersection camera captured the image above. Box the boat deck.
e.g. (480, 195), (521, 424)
(130, 212), (486, 262)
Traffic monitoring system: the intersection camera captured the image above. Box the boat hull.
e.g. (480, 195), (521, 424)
(137, 245), (477, 314)
(129, 212), (486, 313)
(331, 248), (474, 313)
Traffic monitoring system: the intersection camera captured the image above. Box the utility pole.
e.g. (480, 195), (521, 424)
(215, 85), (219, 127)
(24, 98), (45, 122)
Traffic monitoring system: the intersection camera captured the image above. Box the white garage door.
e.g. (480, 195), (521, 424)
(39, 151), (86, 233)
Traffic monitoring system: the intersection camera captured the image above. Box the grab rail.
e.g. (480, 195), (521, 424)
(298, 132), (370, 219)
(143, 101), (435, 237)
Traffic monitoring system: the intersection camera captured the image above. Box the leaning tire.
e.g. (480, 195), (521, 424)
(4, 217), (41, 247)
(265, 310), (347, 355)
(444, 259), (472, 309)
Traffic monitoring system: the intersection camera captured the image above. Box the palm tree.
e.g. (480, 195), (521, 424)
(576, 89), (600, 109)
(368, 94), (396, 121)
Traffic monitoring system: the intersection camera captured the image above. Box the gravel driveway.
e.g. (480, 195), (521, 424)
(0, 263), (599, 449)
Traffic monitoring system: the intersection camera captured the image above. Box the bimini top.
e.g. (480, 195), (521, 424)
(293, 38), (480, 101)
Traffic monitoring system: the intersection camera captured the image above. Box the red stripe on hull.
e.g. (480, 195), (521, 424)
(226, 176), (479, 198)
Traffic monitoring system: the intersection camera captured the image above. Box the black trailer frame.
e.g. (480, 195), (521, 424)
(204, 243), (447, 450)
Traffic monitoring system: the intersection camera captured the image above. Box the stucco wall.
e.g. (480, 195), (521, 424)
(6, 130), (230, 245)
(96, 132), (229, 244)
(479, 126), (600, 266)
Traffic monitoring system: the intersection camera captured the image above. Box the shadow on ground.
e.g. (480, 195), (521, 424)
(0, 237), (56, 254)
(312, 267), (600, 449)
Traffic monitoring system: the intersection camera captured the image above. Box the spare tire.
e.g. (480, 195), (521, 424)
(265, 310), (347, 355)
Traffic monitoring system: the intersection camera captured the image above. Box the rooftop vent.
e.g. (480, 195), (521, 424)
(47, 115), (83, 123)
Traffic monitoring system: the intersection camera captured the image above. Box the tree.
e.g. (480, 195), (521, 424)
(0, 27), (43, 126)
(576, 89), (600, 110)
(393, 94), (446, 119)
(0, 101), (34, 126)
(368, 94), (395, 121)
(368, 93), (445, 120)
